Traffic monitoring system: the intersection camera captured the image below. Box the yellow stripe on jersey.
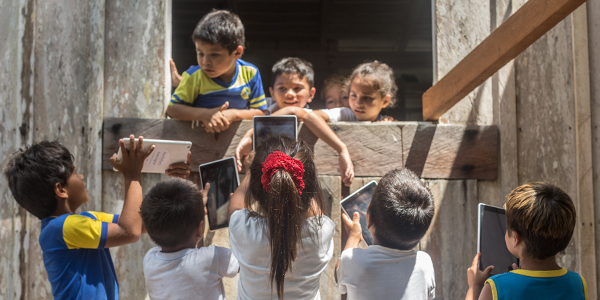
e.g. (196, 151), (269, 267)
(63, 214), (104, 249)
(485, 279), (498, 300)
(248, 95), (266, 108)
(89, 211), (116, 223)
(582, 275), (588, 300)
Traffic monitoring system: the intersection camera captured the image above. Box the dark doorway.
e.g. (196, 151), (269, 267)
(172, 0), (432, 121)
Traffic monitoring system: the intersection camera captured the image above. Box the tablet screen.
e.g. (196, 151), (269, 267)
(253, 116), (297, 150)
(199, 158), (239, 231)
(478, 204), (518, 274)
(340, 181), (377, 245)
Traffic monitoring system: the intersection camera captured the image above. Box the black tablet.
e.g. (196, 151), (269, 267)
(477, 203), (519, 274)
(340, 181), (377, 246)
(199, 157), (240, 231)
(253, 116), (297, 150)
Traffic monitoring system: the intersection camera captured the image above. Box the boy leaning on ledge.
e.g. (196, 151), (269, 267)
(167, 9), (267, 133)
(337, 168), (436, 300)
(3, 136), (153, 300)
(466, 182), (588, 300)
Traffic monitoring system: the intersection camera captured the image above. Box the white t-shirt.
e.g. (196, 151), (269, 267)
(143, 245), (239, 300)
(229, 209), (335, 300)
(337, 246), (436, 300)
(322, 107), (357, 122)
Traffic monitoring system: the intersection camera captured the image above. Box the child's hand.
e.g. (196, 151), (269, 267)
(110, 135), (155, 180)
(342, 212), (363, 242)
(221, 109), (239, 124)
(378, 116), (396, 122)
(165, 151), (191, 179)
(235, 136), (253, 171)
(170, 59), (182, 87)
(201, 102), (230, 133)
(339, 150), (355, 187)
(467, 252), (494, 289)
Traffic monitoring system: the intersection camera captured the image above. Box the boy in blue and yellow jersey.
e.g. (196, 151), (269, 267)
(3, 136), (155, 300)
(167, 10), (266, 133)
(466, 182), (588, 300)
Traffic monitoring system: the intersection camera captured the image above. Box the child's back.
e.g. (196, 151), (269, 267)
(141, 179), (239, 300)
(466, 182), (588, 300)
(337, 168), (436, 300)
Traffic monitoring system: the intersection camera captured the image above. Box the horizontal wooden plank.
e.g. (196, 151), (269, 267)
(422, 0), (587, 121)
(102, 118), (497, 179)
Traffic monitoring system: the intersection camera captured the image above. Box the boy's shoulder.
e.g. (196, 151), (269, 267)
(341, 246), (432, 268)
(144, 245), (233, 264)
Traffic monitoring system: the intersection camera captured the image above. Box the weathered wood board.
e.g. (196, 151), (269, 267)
(102, 118), (499, 180)
(424, 0), (587, 121)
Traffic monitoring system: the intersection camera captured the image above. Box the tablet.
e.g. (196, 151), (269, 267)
(116, 138), (192, 173)
(340, 181), (377, 246)
(253, 115), (297, 150)
(199, 157), (240, 231)
(477, 203), (519, 274)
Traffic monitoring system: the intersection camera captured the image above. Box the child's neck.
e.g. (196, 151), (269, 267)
(518, 255), (561, 271)
(161, 238), (204, 253)
(51, 198), (77, 216)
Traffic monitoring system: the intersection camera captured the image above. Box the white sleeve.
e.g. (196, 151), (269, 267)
(336, 249), (353, 294)
(321, 108), (344, 122)
(216, 246), (240, 278)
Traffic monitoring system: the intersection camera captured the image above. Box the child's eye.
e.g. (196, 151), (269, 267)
(211, 54), (220, 57)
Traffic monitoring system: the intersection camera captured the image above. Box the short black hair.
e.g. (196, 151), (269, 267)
(192, 10), (244, 53)
(367, 168), (434, 250)
(3, 141), (75, 220)
(271, 57), (314, 88)
(140, 179), (205, 249)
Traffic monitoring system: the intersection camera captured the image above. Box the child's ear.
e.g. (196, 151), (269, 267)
(307, 87), (316, 103)
(381, 94), (391, 108)
(197, 220), (205, 237)
(269, 87), (274, 97)
(366, 212), (374, 229)
(54, 182), (68, 199)
(233, 45), (244, 58)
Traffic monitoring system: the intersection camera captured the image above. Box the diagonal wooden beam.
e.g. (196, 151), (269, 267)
(422, 0), (587, 121)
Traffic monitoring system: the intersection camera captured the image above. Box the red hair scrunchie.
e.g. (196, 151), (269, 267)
(261, 151), (305, 195)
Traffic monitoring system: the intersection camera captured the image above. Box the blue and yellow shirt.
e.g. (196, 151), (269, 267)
(486, 268), (588, 300)
(40, 212), (120, 300)
(170, 59), (267, 110)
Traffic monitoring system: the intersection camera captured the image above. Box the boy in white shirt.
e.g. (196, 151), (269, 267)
(141, 179), (239, 300)
(337, 168), (436, 300)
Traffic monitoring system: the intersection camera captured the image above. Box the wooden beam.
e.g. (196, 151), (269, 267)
(422, 0), (587, 121)
(102, 118), (498, 179)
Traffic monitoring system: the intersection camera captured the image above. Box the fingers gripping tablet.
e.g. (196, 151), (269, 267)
(340, 181), (377, 246)
(199, 157), (240, 231)
(477, 203), (519, 275)
(115, 138), (192, 173)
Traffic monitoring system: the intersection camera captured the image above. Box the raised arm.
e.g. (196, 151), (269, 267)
(222, 108), (265, 122)
(272, 106), (309, 119)
(167, 102), (231, 133)
(228, 175), (249, 221)
(106, 135), (154, 248)
(302, 111), (354, 186)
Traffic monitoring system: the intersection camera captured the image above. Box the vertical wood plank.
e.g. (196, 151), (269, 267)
(319, 175), (342, 300)
(420, 180), (478, 300)
(586, 0), (600, 294)
(514, 11), (579, 272)
(103, 0), (168, 298)
(572, 4), (597, 298)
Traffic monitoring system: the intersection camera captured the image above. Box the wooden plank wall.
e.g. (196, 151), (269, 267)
(434, 0), (599, 298)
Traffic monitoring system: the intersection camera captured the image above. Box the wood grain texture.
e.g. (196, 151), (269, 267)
(103, 119), (499, 180)
(424, 0), (587, 121)
(319, 175), (342, 300)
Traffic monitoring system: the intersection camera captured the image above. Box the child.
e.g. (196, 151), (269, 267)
(337, 168), (436, 300)
(228, 135), (335, 299)
(466, 182), (588, 300)
(2, 136), (153, 300)
(166, 10), (267, 133)
(302, 61), (397, 186)
(141, 179), (239, 300)
(234, 57), (317, 171)
(321, 74), (349, 109)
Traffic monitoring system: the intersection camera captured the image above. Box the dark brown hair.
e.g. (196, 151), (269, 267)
(367, 168), (434, 250)
(246, 135), (324, 299)
(347, 60), (398, 107)
(505, 182), (576, 259)
(192, 10), (244, 53)
(140, 179), (204, 249)
(3, 141), (75, 219)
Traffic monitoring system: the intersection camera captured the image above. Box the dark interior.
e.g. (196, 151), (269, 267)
(172, 0), (432, 121)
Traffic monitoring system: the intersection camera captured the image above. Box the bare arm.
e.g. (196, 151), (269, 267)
(106, 135), (154, 248)
(235, 128), (254, 171)
(228, 175), (249, 221)
(167, 102), (231, 133)
(465, 253), (494, 300)
(272, 106), (309, 119)
(302, 111), (354, 186)
(222, 108), (265, 122)
(336, 212), (363, 282)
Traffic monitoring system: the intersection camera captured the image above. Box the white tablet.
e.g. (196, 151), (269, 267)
(116, 138), (192, 173)
(477, 203), (519, 275)
(340, 181), (377, 246)
(199, 157), (240, 231)
(253, 115), (297, 150)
